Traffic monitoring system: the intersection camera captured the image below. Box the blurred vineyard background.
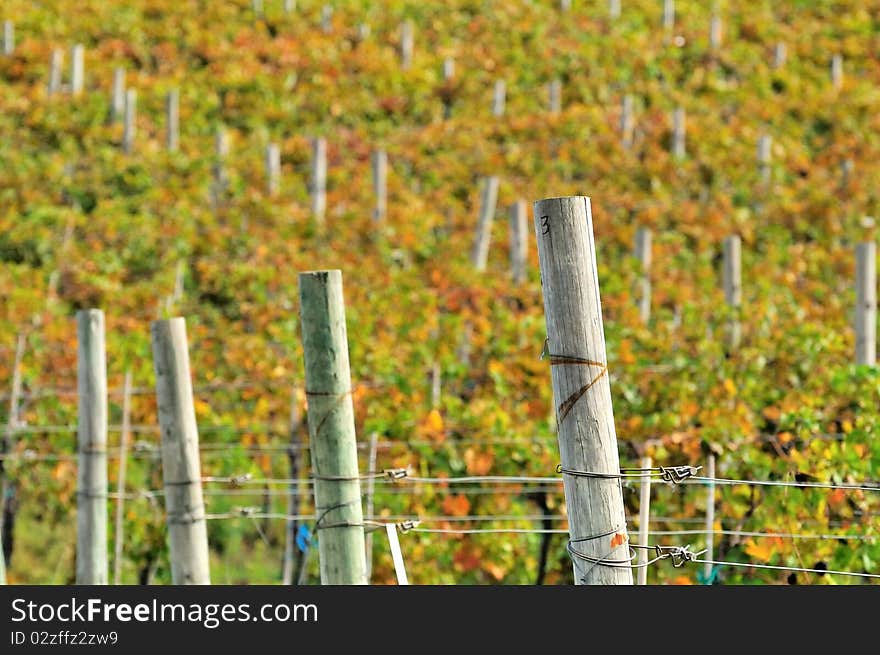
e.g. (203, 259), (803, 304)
(1, 0), (879, 585)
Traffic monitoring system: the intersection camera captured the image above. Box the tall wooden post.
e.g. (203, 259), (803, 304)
(609, 0), (621, 20)
(70, 44), (84, 95)
(773, 42), (787, 69)
(47, 49), (63, 96)
(298, 271), (367, 585)
(758, 135), (771, 183)
(621, 94), (634, 149)
(534, 196), (633, 585)
(321, 5), (333, 34)
(3, 21), (13, 56)
(112, 370), (132, 585)
(634, 227), (652, 324)
(266, 143), (281, 197)
(636, 455), (651, 585)
(831, 54), (843, 90)
(400, 21), (413, 70)
(166, 89), (179, 152)
(509, 200), (528, 284)
(672, 107), (685, 159)
(492, 79), (506, 117)
(723, 235), (742, 350)
(76, 309), (108, 585)
(0, 333), (25, 585)
(151, 318), (211, 584)
(110, 67), (125, 124)
(709, 14), (722, 51)
(471, 176), (500, 271)
(548, 78), (562, 115)
(372, 149), (387, 223)
(122, 89), (136, 154)
(311, 137), (327, 223)
(856, 242), (877, 366)
(663, 0), (675, 31)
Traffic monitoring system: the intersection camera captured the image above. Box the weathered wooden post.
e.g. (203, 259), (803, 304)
(471, 176), (500, 271)
(298, 270), (368, 585)
(492, 79), (506, 117)
(855, 241), (877, 366)
(548, 78), (562, 115)
(758, 134), (771, 183)
(213, 125), (229, 194)
(311, 137), (327, 223)
(723, 235), (742, 350)
(110, 67), (125, 123)
(151, 318), (211, 585)
(112, 370), (132, 585)
(534, 196), (633, 585)
(265, 143), (281, 197)
(284, 0), (296, 13)
(709, 14), (722, 51)
(636, 455), (652, 585)
(0, 333), (25, 585)
(372, 149), (387, 223)
(672, 106), (685, 159)
(509, 200), (528, 284)
(634, 227), (652, 323)
(70, 44), (84, 95)
(122, 89), (136, 154)
(47, 49), (63, 96)
(621, 94), (634, 149)
(3, 21), (13, 56)
(609, 0), (621, 20)
(831, 54), (843, 90)
(443, 57), (455, 81)
(400, 21), (413, 70)
(703, 453), (716, 584)
(773, 42), (787, 69)
(252, 0), (263, 18)
(76, 309), (108, 585)
(166, 89), (179, 152)
(321, 5), (333, 34)
(430, 361), (442, 408)
(663, 0), (675, 31)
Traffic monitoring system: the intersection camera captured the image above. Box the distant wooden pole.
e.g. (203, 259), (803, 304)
(609, 0), (621, 20)
(548, 78), (561, 115)
(758, 135), (771, 183)
(492, 79), (506, 117)
(636, 455), (651, 585)
(634, 227), (652, 323)
(3, 21), (13, 56)
(672, 107), (685, 158)
(122, 89), (136, 154)
(76, 309), (108, 585)
(470, 176), (500, 271)
(70, 44), (84, 95)
(151, 318), (211, 584)
(213, 125), (229, 193)
(831, 54), (843, 90)
(112, 370), (133, 585)
(443, 57), (455, 81)
(855, 242), (877, 366)
(430, 361), (442, 408)
(723, 235), (742, 350)
(265, 143), (281, 197)
(284, 0), (296, 13)
(533, 196), (633, 585)
(704, 454), (716, 584)
(840, 159), (854, 189)
(363, 432), (379, 581)
(311, 137), (327, 223)
(773, 42), (787, 69)
(281, 387), (302, 585)
(47, 49), (63, 96)
(709, 14), (722, 50)
(298, 270), (367, 585)
(0, 333), (25, 585)
(621, 94), (634, 149)
(110, 67), (125, 124)
(400, 21), (413, 70)
(663, 0), (675, 30)
(166, 89), (179, 152)
(372, 149), (387, 223)
(252, 0), (263, 18)
(509, 200), (528, 284)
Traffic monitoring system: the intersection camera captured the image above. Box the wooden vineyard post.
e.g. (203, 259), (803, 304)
(672, 106), (685, 159)
(166, 89), (179, 152)
(400, 21), (413, 71)
(298, 271), (367, 585)
(609, 0), (621, 20)
(758, 134), (771, 184)
(321, 5), (333, 34)
(76, 309), (108, 585)
(634, 227), (652, 324)
(372, 149), (387, 223)
(509, 200), (528, 284)
(3, 21), (13, 56)
(112, 370), (133, 585)
(855, 242), (877, 366)
(723, 235), (742, 350)
(703, 454), (716, 584)
(471, 176), (500, 271)
(0, 332), (25, 585)
(151, 318), (211, 584)
(831, 54), (843, 90)
(266, 143), (281, 197)
(637, 455), (652, 585)
(709, 14), (722, 51)
(311, 137), (327, 224)
(492, 79), (506, 117)
(621, 94), (634, 149)
(533, 196), (633, 585)
(548, 78), (561, 115)
(773, 42), (787, 69)
(47, 49), (63, 96)
(122, 89), (136, 154)
(663, 0), (675, 31)
(70, 44), (84, 96)
(110, 67), (125, 124)
(363, 432), (379, 581)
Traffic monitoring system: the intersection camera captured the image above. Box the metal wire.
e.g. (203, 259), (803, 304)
(691, 558), (880, 579)
(689, 475), (880, 493)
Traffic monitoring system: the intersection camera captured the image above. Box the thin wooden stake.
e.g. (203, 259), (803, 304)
(533, 196), (633, 585)
(471, 176), (500, 271)
(492, 79), (506, 117)
(122, 89), (136, 154)
(672, 106), (685, 159)
(443, 57), (455, 81)
(634, 227), (652, 324)
(298, 271), (367, 585)
(321, 5), (332, 33)
(110, 67), (125, 124)
(76, 309), (108, 585)
(70, 44), (84, 95)
(509, 200), (528, 284)
(704, 454), (716, 584)
(609, 0), (621, 20)
(855, 241), (877, 366)
(831, 54), (843, 90)
(709, 14), (722, 50)
(112, 370), (132, 585)
(723, 235), (742, 350)
(372, 149), (387, 223)
(621, 94), (634, 149)
(663, 0), (675, 30)
(757, 134), (771, 183)
(400, 21), (413, 70)
(151, 318), (211, 584)
(430, 361), (442, 408)
(363, 432), (379, 581)
(548, 78), (562, 115)
(47, 49), (63, 96)
(284, 0), (296, 13)
(166, 89), (179, 152)
(773, 42), (787, 69)
(637, 455), (651, 585)
(3, 21), (13, 56)
(385, 524), (409, 584)
(0, 332), (25, 585)
(311, 137), (327, 223)
(265, 143), (280, 197)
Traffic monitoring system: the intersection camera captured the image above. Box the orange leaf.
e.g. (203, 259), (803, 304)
(441, 494), (471, 517)
(610, 532), (627, 549)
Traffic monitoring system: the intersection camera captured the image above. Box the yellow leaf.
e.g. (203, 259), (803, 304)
(723, 379), (736, 396)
